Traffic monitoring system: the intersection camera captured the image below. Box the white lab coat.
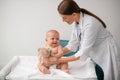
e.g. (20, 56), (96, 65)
(66, 13), (119, 80)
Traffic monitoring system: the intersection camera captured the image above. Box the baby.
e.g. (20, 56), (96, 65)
(38, 30), (69, 74)
(38, 48), (58, 69)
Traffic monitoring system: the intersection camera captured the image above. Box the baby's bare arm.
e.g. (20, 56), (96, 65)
(38, 63), (50, 74)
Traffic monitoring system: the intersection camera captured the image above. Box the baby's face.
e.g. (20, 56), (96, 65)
(46, 32), (59, 47)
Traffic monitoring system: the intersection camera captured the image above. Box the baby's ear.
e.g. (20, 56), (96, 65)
(38, 48), (41, 51)
(45, 38), (47, 42)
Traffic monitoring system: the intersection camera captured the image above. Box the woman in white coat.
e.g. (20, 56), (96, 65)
(55, 0), (119, 80)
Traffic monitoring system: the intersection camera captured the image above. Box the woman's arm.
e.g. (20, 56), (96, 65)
(55, 45), (80, 63)
(47, 47), (78, 65)
(58, 55), (80, 63)
(62, 47), (71, 55)
(55, 46), (71, 58)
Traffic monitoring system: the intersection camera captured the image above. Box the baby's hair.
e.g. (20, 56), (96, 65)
(46, 29), (59, 37)
(47, 29), (59, 34)
(63, 0), (74, 1)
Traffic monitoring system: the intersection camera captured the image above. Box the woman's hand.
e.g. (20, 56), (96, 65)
(58, 55), (80, 63)
(44, 58), (58, 66)
(55, 46), (64, 58)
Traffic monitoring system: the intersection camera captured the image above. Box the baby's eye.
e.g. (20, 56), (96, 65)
(51, 38), (54, 40)
(56, 38), (59, 40)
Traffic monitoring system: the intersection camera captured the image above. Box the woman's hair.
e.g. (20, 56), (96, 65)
(58, 0), (106, 28)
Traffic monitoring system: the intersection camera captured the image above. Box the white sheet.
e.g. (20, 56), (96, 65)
(3, 56), (97, 80)
(0, 56), (19, 80)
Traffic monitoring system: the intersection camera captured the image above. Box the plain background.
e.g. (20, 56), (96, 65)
(0, 0), (120, 70)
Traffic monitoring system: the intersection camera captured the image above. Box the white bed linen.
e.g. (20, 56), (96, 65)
(0, 56), (19, 80)
(0, 56), (97, 80)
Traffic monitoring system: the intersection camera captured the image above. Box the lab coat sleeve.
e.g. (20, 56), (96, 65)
(75, 19), (101, 60)
(65, 25), (79, 52)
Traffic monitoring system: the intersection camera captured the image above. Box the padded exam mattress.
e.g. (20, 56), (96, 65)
(0, 56), (97, 80)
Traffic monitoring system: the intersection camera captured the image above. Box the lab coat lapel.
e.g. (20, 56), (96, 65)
(75, 23), (81, 41)
(77, 12), (84, 41)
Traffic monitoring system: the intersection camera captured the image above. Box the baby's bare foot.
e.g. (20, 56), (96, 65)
(62, 69), (70, 74)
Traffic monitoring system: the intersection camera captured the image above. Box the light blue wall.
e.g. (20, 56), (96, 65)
(0, 0), (120, 69)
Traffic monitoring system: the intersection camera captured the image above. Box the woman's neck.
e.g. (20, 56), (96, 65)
(75, 13), (80, 24)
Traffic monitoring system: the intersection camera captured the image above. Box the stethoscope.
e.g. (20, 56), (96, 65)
(76, 12), (84, 41)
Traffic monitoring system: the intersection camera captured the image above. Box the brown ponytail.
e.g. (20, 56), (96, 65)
(58, 0), (107, 28)
(80, 8), (106, 28)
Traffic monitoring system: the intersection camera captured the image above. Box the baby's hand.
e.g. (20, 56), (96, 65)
(38, 64), (50, 74)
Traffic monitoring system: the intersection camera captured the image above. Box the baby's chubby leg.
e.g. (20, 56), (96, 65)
(57, 63), (70, 74)
(61, 63), (70, 74)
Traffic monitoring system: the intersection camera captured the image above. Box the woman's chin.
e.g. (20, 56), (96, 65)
(67, 22), (73, 25)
